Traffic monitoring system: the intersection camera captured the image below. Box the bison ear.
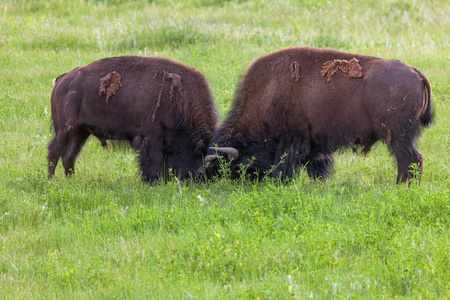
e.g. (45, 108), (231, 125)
(194, 139), (205, 155)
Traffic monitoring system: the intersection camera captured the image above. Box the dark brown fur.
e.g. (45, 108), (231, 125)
(48, 55), (218, 181)
(207, 46), (434, 183)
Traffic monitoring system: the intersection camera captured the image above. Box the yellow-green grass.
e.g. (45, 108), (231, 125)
(1, 0), (449, 298)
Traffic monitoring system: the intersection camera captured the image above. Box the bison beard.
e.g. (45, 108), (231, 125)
(206, 46), (434, 183)
(47, 55), (217, 181)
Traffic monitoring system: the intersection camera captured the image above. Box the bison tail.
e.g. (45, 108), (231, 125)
(52, 72), (68, 87)
(414, 67), (434, 128)
(420, 82), (434, 128)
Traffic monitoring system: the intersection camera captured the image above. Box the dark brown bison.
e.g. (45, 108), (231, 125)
(48, 55), (218, 181)
(205, 47), (433, 183)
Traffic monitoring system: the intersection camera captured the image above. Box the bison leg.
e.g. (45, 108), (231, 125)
(47, 130), (67, 179)
(306, 153), (334, 180)
(60, 129), (90, 178)
(271, 141), (298, 180)
(390, 138), (423, 184)
(137, 136), (164, 182)
(271, 140), (290, 180)
(271, 139), (310, 180)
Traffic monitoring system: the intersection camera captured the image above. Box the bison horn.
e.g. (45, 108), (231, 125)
(208, 147), (240, 160)
(204, 154), (221, 165)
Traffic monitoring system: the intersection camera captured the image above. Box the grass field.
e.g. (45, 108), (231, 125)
(1, 0), (449, 298)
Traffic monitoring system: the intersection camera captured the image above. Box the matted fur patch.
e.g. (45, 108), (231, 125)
(321, 58), (363, 82)
(289, 61), (300, 81)
(99, 71), (122, 103)
(152, 70), (183, 122)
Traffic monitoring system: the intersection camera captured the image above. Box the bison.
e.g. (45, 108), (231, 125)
(205, 46), (434, 183)
(48, 55), (218, 181)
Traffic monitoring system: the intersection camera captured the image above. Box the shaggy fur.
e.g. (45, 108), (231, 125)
(48, 56), (218, 181)
(206, 46), (434, 183)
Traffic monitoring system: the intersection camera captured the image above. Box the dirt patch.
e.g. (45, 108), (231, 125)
(152, 70), (183, 122)
(289, 61), (300, 81)
(321, 58), (363, 82)
(99, 71), (122, 103)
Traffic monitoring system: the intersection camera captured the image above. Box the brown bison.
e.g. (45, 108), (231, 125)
(48, 56), (218, 181)
(205, 47), (433, 183)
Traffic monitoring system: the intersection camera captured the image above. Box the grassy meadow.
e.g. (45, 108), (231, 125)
(1, 0), (449, 298)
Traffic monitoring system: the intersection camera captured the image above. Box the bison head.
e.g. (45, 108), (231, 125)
(164, 151), (205, 180)
(204, 133), (276, 181)
(136, 130), (207, 182)
(163, 136), (207, 180)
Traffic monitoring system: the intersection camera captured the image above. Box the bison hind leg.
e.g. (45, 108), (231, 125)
(47, 131), (65, 179)
(61, 129), (90, 177)
(386, 120), (424, 184)
(306, 153), (334, 180)
(47, 127), (89, 178)
(390, 138), (423, 184)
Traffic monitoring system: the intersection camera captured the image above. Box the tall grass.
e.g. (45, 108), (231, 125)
(1, 0), (449, 298)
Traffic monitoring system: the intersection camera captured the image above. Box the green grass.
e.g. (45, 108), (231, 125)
(1, 0), (449, 298)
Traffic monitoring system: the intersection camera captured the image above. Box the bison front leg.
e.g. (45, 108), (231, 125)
(271, 140), (310, 180)
(271, 140), (294, 180)
(138, 136), (164, 182)
(306, 153), (334, 180)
